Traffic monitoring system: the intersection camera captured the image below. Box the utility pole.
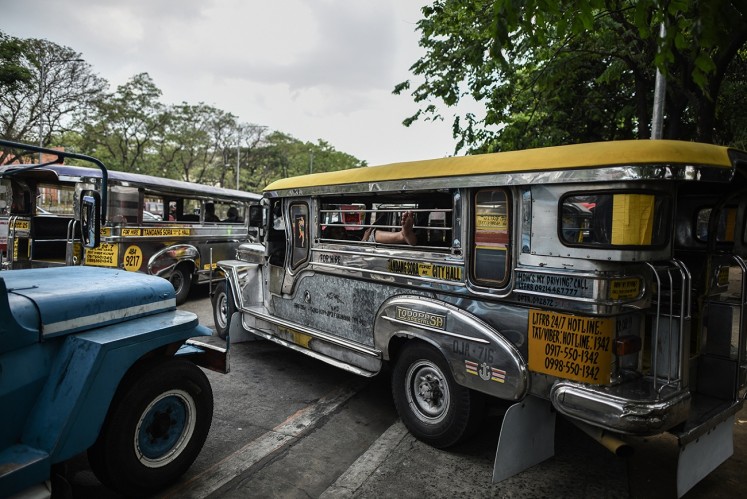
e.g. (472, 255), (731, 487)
(651, 23), (667, 140)
(38, 64), (46, 163)
(236, 134), (241, 190)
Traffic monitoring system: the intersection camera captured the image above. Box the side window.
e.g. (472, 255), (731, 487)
(560, 192), (671, 247)
(318, 191), (454, 249)
(164, 198), (200, 222)
(319, 203), (365, 241)
(37, 183), (75, 215)
(143, 196), (165, 222)
(290, 202), (309, 269)
(217, 202), (244, 223)
(472, 188), (510, 286)
(697, 207), (736, 243)
(0, 181), (11, 215)
(183, 198), (201, 221)
(107, 185), (139, 223)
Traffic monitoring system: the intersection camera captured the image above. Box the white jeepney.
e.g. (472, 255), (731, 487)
(216, 140), (747, 496)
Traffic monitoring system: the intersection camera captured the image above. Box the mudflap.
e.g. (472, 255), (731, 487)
(493, 395), (555, 483)
(228, 311), (262, 343)
(676, 415), (734, 497)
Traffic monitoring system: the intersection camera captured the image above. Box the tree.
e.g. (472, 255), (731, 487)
(158, 103), (236, 184)
(80, 73), (167, 173)
(0, 36), (106, 163)
(396, 0), (747, 153)
(714, 47), (747, 150)
(231, 123), (273, 190)
(237, 132), (365, 191)
(0, 32), (31, 91)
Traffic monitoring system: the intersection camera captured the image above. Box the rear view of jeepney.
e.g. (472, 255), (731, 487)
(508, 143), (747, 496)
(0, 140), (227, 497)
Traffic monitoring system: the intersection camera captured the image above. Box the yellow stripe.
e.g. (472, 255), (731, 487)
(265, 140), (734, 192)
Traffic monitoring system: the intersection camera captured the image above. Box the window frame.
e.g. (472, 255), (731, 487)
(558, 189), (672, 250)
(289, 201), (310, 270)
(316, 191), (455, 251)
(471, 187), (511, 288)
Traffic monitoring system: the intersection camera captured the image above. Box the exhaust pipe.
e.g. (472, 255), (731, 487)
(568, 419), (634, 458)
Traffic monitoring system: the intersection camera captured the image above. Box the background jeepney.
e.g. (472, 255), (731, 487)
(0, 140), (227, 497)
(218, 140), (747, 496)
(1, 164), (260, 304)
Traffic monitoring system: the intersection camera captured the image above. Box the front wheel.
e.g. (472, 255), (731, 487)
(211, 280), (235, 339)
(392, 342), (483, 448)
(169, 265), (192, 305)
(88, 359), (213, 496)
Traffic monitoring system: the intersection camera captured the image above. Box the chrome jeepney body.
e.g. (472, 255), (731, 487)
(218, 140), (747, 496)
(2, 164), (260, 304)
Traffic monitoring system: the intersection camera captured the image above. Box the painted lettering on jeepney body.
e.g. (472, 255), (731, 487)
(388, 258), (463, 282)
(528, 309), (614, 385)
(395, 306), (446, 329)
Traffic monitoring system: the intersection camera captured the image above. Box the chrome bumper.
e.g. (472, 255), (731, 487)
(550, 380), (691, 434)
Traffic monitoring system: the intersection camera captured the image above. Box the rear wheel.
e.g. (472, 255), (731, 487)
(392, 341), (483, 448)
(169, 265), (192, 305)
(211, 280), (235, 339)
(88, 359), (213, 496)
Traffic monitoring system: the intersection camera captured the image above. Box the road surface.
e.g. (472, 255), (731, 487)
(65, 286), (746, 498)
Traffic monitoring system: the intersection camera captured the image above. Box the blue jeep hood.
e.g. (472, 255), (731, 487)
(3, 267), (176, 338)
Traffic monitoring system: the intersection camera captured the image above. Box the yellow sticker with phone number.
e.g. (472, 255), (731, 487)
(528, 309), (614, 385)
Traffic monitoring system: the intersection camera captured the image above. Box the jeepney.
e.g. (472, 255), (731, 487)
(217, 140), (747, 496)
(1, 163), (261, 304)
(0, 140), (228, 497)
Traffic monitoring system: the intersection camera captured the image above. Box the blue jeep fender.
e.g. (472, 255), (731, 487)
(22, 310), (211, 463)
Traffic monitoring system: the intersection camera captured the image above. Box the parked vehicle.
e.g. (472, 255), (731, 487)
(0, 140), (228, 497)
(1, 162), (261, 304)
(216, 140), (747, 496)
(0, 217), (7, 256)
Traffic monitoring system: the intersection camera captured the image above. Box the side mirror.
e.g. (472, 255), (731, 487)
(248, 204), (266, 239)
(249, 205), (263, 227)
(80, 190), (101, 248)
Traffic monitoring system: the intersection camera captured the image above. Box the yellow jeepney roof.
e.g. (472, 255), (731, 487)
(265, 140), (734, 192)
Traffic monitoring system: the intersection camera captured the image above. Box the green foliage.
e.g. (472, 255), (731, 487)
(0, 35), (106, 163)
(714, 48), (747, 150)
(398, 0), (747, 153)
(239, 132), (365, 192)
(0, 32), (31, 91)
(80, 73), (167, 173)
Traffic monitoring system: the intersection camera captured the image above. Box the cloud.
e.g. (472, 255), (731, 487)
(3, 0), (463, 165)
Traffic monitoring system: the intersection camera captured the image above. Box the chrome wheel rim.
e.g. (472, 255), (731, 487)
(405, 359), (450, 424)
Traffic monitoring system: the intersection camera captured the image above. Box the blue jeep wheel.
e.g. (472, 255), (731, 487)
(88, 358), (213, 496)
(136, 388), (197, 467)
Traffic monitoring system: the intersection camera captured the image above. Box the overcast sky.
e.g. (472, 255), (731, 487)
(2, 0), (468, 166)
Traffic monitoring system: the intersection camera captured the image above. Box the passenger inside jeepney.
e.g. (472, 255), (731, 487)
(324, 224), (348, 240)
(223, 206), (242, 223)
(362, 210), (417, 245)
(204, 202), (220, 222)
